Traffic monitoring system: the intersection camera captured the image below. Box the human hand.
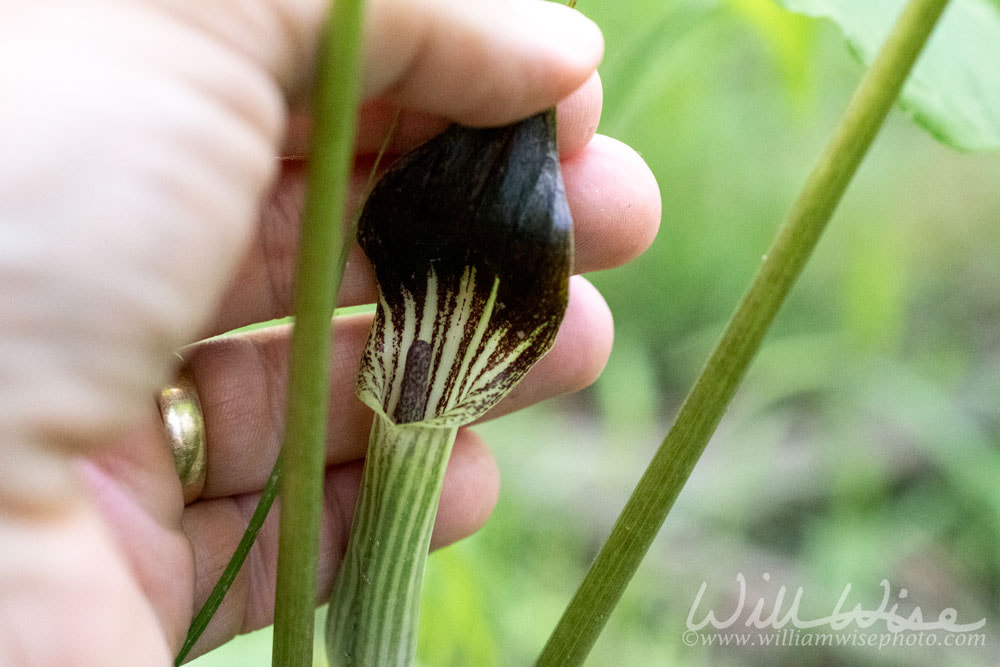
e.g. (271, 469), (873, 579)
(0, 1), (660, 664)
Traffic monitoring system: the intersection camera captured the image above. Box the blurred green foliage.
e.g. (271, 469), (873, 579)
(779, 0), (1000, 151)
(193, 1), (1000, 665)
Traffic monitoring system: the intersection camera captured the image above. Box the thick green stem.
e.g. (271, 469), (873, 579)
(271, 0), (365, 664)
(326, 415), (459, 666)
(537, 0), (951, 664)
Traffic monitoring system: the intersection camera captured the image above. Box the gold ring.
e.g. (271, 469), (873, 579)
(157, 371), (207, 503)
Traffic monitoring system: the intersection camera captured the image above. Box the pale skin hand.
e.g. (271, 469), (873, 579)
(0, 1), (660, 665)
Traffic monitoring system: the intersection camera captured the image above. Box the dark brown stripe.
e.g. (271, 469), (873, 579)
(393, 340), (432, 424)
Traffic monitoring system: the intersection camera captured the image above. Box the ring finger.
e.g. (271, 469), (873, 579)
(186, 275), (612, 500)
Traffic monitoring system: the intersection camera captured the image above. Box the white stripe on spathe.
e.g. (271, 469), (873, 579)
(357, 266), (551, 427)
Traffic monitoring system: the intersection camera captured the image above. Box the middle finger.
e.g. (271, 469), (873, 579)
(209, 77), (604, 336)
(208, 130), (657, 336)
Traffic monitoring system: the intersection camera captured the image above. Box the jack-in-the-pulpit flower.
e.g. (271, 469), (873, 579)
(326, 110), (572, 666)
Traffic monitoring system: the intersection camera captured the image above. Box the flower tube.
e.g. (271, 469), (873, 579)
(326, 109), (572, 666)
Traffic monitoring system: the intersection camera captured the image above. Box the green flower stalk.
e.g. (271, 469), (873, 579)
(326, 110), (572, 666)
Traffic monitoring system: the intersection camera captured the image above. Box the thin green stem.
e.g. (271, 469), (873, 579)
(537, 0), (951, 663)
(174, 105), (395, 667)
(174, 460), (280, 665)
(326, 416), (459, 666)
(271, 0), (365, 664)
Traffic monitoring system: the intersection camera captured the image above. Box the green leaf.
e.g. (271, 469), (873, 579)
(778, 0), (1000, 151)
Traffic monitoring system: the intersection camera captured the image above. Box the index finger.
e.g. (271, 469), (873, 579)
(361, 0), (603, 125)
(176, 0), (603, 127)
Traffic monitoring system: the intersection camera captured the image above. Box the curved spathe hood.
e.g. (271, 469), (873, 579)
(355, 111), (573, 427)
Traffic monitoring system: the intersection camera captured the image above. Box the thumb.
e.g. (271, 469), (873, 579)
(1, 0), (601, 488)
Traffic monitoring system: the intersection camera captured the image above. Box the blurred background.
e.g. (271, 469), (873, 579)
(193, 0), (1000, 664)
